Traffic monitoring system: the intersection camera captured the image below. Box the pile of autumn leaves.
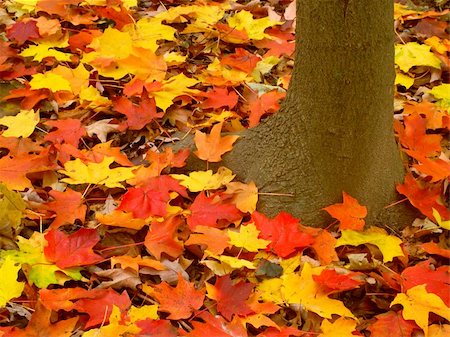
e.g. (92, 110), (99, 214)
(0, 0), (449, 336)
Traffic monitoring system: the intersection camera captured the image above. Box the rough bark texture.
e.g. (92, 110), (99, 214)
(176, 0), (419, 227)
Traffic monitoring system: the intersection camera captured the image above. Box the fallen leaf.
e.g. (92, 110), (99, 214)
(145, 273), (205, 320)
(336, 227), (405, 262)
(194, 122), (239, 162)
(323, 191), (367, 231)
(44, 228), (103, 269)
(391, 284), (450, 337)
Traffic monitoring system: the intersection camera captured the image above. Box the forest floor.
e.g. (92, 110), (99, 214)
(0, 0), (449, 336)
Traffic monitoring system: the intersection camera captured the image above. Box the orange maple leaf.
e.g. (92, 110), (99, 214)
(194, 122), (239, 162)
(146, 274), (205, 320)
(323, 191), (367, 231)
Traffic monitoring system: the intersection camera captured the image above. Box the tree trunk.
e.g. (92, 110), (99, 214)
(177, 0), (419, 227)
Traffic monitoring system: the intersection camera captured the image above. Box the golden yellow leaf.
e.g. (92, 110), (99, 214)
(228, 223), (270, 252)
(433, 208), (450, 230)
(283, 263), (355, 318)
(127, 304), (159, 321)
(424, 36), (448, 54)
(150, 73), (198, 111)
(391, 285), (450, 337)
(171, 167), (235, 192)
(0, 109), (39, 138)
(88, 27), (133, 59)
(336, 227), (404, 262)
(130, 18), (177, 52)
(0, 256), (25, 307)
(59, 157), (137, 188)
(258, 263), (355, 319)
(20, 36), (71, 62)
(83, 0), (137, 9)
(52, 64), (90, 95)
(82, 305), (140, 337)
(395, 71), (414, 89)
(29, 72), (72, 93)
(225, 181), (258, 213)
(318, 317), (358, 337)
(205, 251), (256, 270)
(395, 42), (441, 72)
(194, 122), (239, 162)
(227, 10), (280, 40)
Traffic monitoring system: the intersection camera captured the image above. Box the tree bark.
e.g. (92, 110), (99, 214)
(176, 0), (419, 227)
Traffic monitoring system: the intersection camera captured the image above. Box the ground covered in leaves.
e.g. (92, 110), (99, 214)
(0, 0), (449, 336)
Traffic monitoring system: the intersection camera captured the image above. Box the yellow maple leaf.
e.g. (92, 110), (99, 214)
(82, 305), (140, 337)
(205, 250), (256, 270)
(225, 181), (258, 213)
(171, 167), (235, 192)
(0, 109), (39, 138)
(395, 42), (442, 72)
(59, 157), (137, 188)
(82, 0), (137, 9)
(395, 71), (414, 89)
(430, 83), (450, 110)
(335, 227), (404, 262)
(227, 10), (281, 40)
(29, 72), (72, 93)
(318, 317), (358, 337)
(228, 223), (270, 252)
(52, 64), (90, 95)
(282, 263), (355, 319)
(150, 73), (199, 111)
(194, 122), (239, 162)
(88, 27), (133, 59)
(129, 18), (177, 52)
(258, 263), (355, 319)
(391, 285), (450, 337)
(127, 304), (159, 321)
(0, 256), (25, 307)
(20, 36), (71, 62)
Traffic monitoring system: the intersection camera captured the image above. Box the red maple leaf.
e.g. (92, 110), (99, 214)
(136, 319), (177, 337)
(401, 260), (450, 306)
(252, 211), (314, 258)
(207, 274), (254, 321)
(149, 274), (205, 320)
(247, 90), (286, 128)
(68, 30), (96, 53)
(44, 228), (104, 268)
(367, 311), (419, 337)
(254, 28), (295, 58)
(396, 173), (450, 220)
(312, 268), (364, 294)
(95, 5), (134, 30)
(322, 191), (367, 230)
(119, 176), (187, 218)
(394, 114), (442, 156)
(187, 192), (242, 230)
(42, 188), (87, 229)
(39, 287), (131, 328)
(3, 85), (49, 109)
(44, 119), (87, 147)
(113, 91), (163, 131)
(220, 48), (260, 73)
(197, 87), (239, 110)
(7, 20), (40, 45)
(144, 216), (184, 260)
